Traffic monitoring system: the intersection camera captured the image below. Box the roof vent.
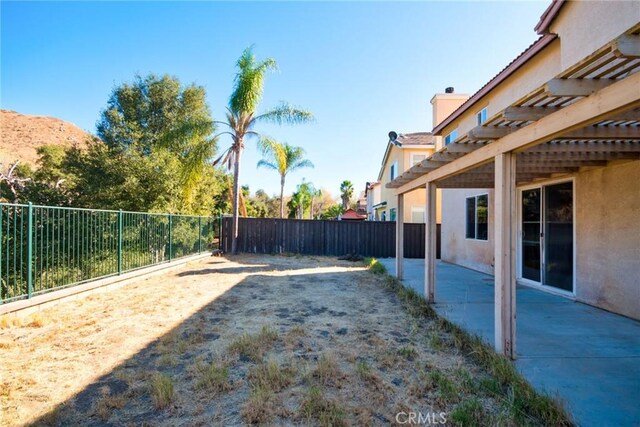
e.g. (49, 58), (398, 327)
(445, 87), (454, 94)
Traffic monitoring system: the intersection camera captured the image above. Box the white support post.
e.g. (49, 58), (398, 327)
(494, 152), (517, 359)
(395, 193), (404, 280)
(425, 182), (437, 303)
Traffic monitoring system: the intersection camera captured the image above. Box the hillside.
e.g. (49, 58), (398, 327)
(0, 109), (93, 168)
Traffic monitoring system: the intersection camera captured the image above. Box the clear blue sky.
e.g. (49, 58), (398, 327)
(1, 1), (549, 201)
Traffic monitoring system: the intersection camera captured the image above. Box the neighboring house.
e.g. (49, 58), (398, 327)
(374, 132), (438, 223)
(339, 208), (366, 221)
(386, 0), (640, 356)
(364, 181), (380, 221)
(355, 191), (367, 216)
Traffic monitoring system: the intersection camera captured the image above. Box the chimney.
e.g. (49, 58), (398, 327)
(430, 87), (470, 128)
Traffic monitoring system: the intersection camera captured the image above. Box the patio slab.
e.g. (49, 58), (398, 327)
(378, 258), (640, 426)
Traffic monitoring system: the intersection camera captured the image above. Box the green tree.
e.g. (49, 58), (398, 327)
(257, 139), (313, 218)
(339, 180), (354, 210)
(320, 203), (344, 220)
(216, 47), (313, 253)
(96, 74), (217, 204)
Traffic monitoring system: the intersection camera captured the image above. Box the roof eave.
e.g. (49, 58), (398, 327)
(534, 0), (566, 35)
(432, 34), (557, 136)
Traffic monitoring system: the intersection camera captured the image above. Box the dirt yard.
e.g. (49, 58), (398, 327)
(0, 254), (567, 426)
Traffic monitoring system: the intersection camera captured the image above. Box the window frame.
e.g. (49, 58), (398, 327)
(477, 107), (488, 125)
(390, 160), (398, 180)
(465, 193), (489, 241)
(444, 128), (458, 145)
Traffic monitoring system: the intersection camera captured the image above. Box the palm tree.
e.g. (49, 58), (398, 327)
(214, 47), (313, 253)
(257, 140), (313, 218)
(339, 180), (354, 210)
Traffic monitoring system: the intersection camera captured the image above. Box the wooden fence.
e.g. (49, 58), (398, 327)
(221, 217), (440, 259)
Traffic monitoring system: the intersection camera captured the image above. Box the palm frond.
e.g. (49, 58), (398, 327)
(257, 159), (278, 171)
(255, 102), (314, 126)
(229, 46), (277, 116)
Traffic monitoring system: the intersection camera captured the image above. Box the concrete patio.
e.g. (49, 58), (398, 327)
(379, 258), (640, 427)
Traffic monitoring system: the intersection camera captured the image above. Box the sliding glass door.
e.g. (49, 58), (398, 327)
(520, 181), (574, 293)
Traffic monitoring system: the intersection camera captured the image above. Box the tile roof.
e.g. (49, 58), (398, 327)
(396, 132), (435, 146)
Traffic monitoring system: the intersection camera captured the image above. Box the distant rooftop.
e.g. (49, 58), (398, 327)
(395, 132), (435, 146)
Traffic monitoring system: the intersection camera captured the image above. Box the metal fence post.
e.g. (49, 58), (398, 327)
(198, 216), (202, 253)
(27, 202), (33, 299)
(117, 209), (123, 275)
(168, 213), (173, 261)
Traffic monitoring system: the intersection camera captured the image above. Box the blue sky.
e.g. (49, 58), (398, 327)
(1, 1), (549, 200)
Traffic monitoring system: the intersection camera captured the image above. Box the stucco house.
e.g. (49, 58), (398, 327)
(387, 0), (640, 358)
(369, 132), (439, 223)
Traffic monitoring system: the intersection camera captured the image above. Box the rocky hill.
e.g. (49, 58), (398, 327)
(0, 109), (93, 169)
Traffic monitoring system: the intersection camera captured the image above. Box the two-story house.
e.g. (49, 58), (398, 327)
(371, 132), (438, 223)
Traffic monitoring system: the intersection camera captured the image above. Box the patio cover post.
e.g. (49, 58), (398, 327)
(395, 193), (404, 280)
(425, 182), (437, 303)
(494, 152), (517, 359)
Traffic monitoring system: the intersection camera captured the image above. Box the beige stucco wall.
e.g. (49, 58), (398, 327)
(377, 145), (439, 223)
(550, 1), (640, 71)
(441, 189), (495, 274)
(438, 41), (562, 139)
(575, 161), (640, 320)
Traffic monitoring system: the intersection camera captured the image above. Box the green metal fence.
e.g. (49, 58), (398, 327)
(0, 203), (218, 304)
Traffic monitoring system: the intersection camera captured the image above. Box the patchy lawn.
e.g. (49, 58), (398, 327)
(0, 254), (570, 426)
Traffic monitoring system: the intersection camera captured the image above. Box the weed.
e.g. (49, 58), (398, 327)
(248, 360), (294, 392)
(428, 330), (443, 350)
(26, 314), (46, 328)
(241, 386), (276, 424)
(228, 325), (278, 362)
(450, 398), (487, 426)
(149, 372), (174, 409)
(355, 359), (372, 380)
(95, 388), (127, 421)
(157, 354), (178, 368)
(364, 257), (387, 275)
(194, 361), (232, 394)
(312, 353), (341, 386)
(300, 386), (347, 427)
(398, 346), (418, 361)
(428, 369), (458, 403)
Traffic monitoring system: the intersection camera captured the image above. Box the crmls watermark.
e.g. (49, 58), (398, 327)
(395, 411), (448, 425)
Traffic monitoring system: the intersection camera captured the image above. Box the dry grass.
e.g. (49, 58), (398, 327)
(94, 387), (127, 421)
(149, 372), (174, 410)
(0, 255), (572, 426)
(194, 360), (232, 394)
(227, 325), (278, 362)
(247, 359), (295, 392)
(312, 353), (342, 386)
(241, 386), (277, 424)
(299, 386), (347, 427)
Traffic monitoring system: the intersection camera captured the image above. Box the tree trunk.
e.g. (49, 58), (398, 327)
(279, 175), (285, 219)
(231, 143), (243, 255)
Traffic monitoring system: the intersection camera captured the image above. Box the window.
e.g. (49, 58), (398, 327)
(411, 154), (426, 166)
(390, 208), (397, 222)
(466, 194), (488, 240)
(477, 108), (488, 125)
(390, 161), (398, 180)
(444, 129), (458, 145)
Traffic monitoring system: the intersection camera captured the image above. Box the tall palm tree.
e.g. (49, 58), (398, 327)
(214, 47), (313, 253)
(340, 180), (354, 210)
(257, 140), (313, 218)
